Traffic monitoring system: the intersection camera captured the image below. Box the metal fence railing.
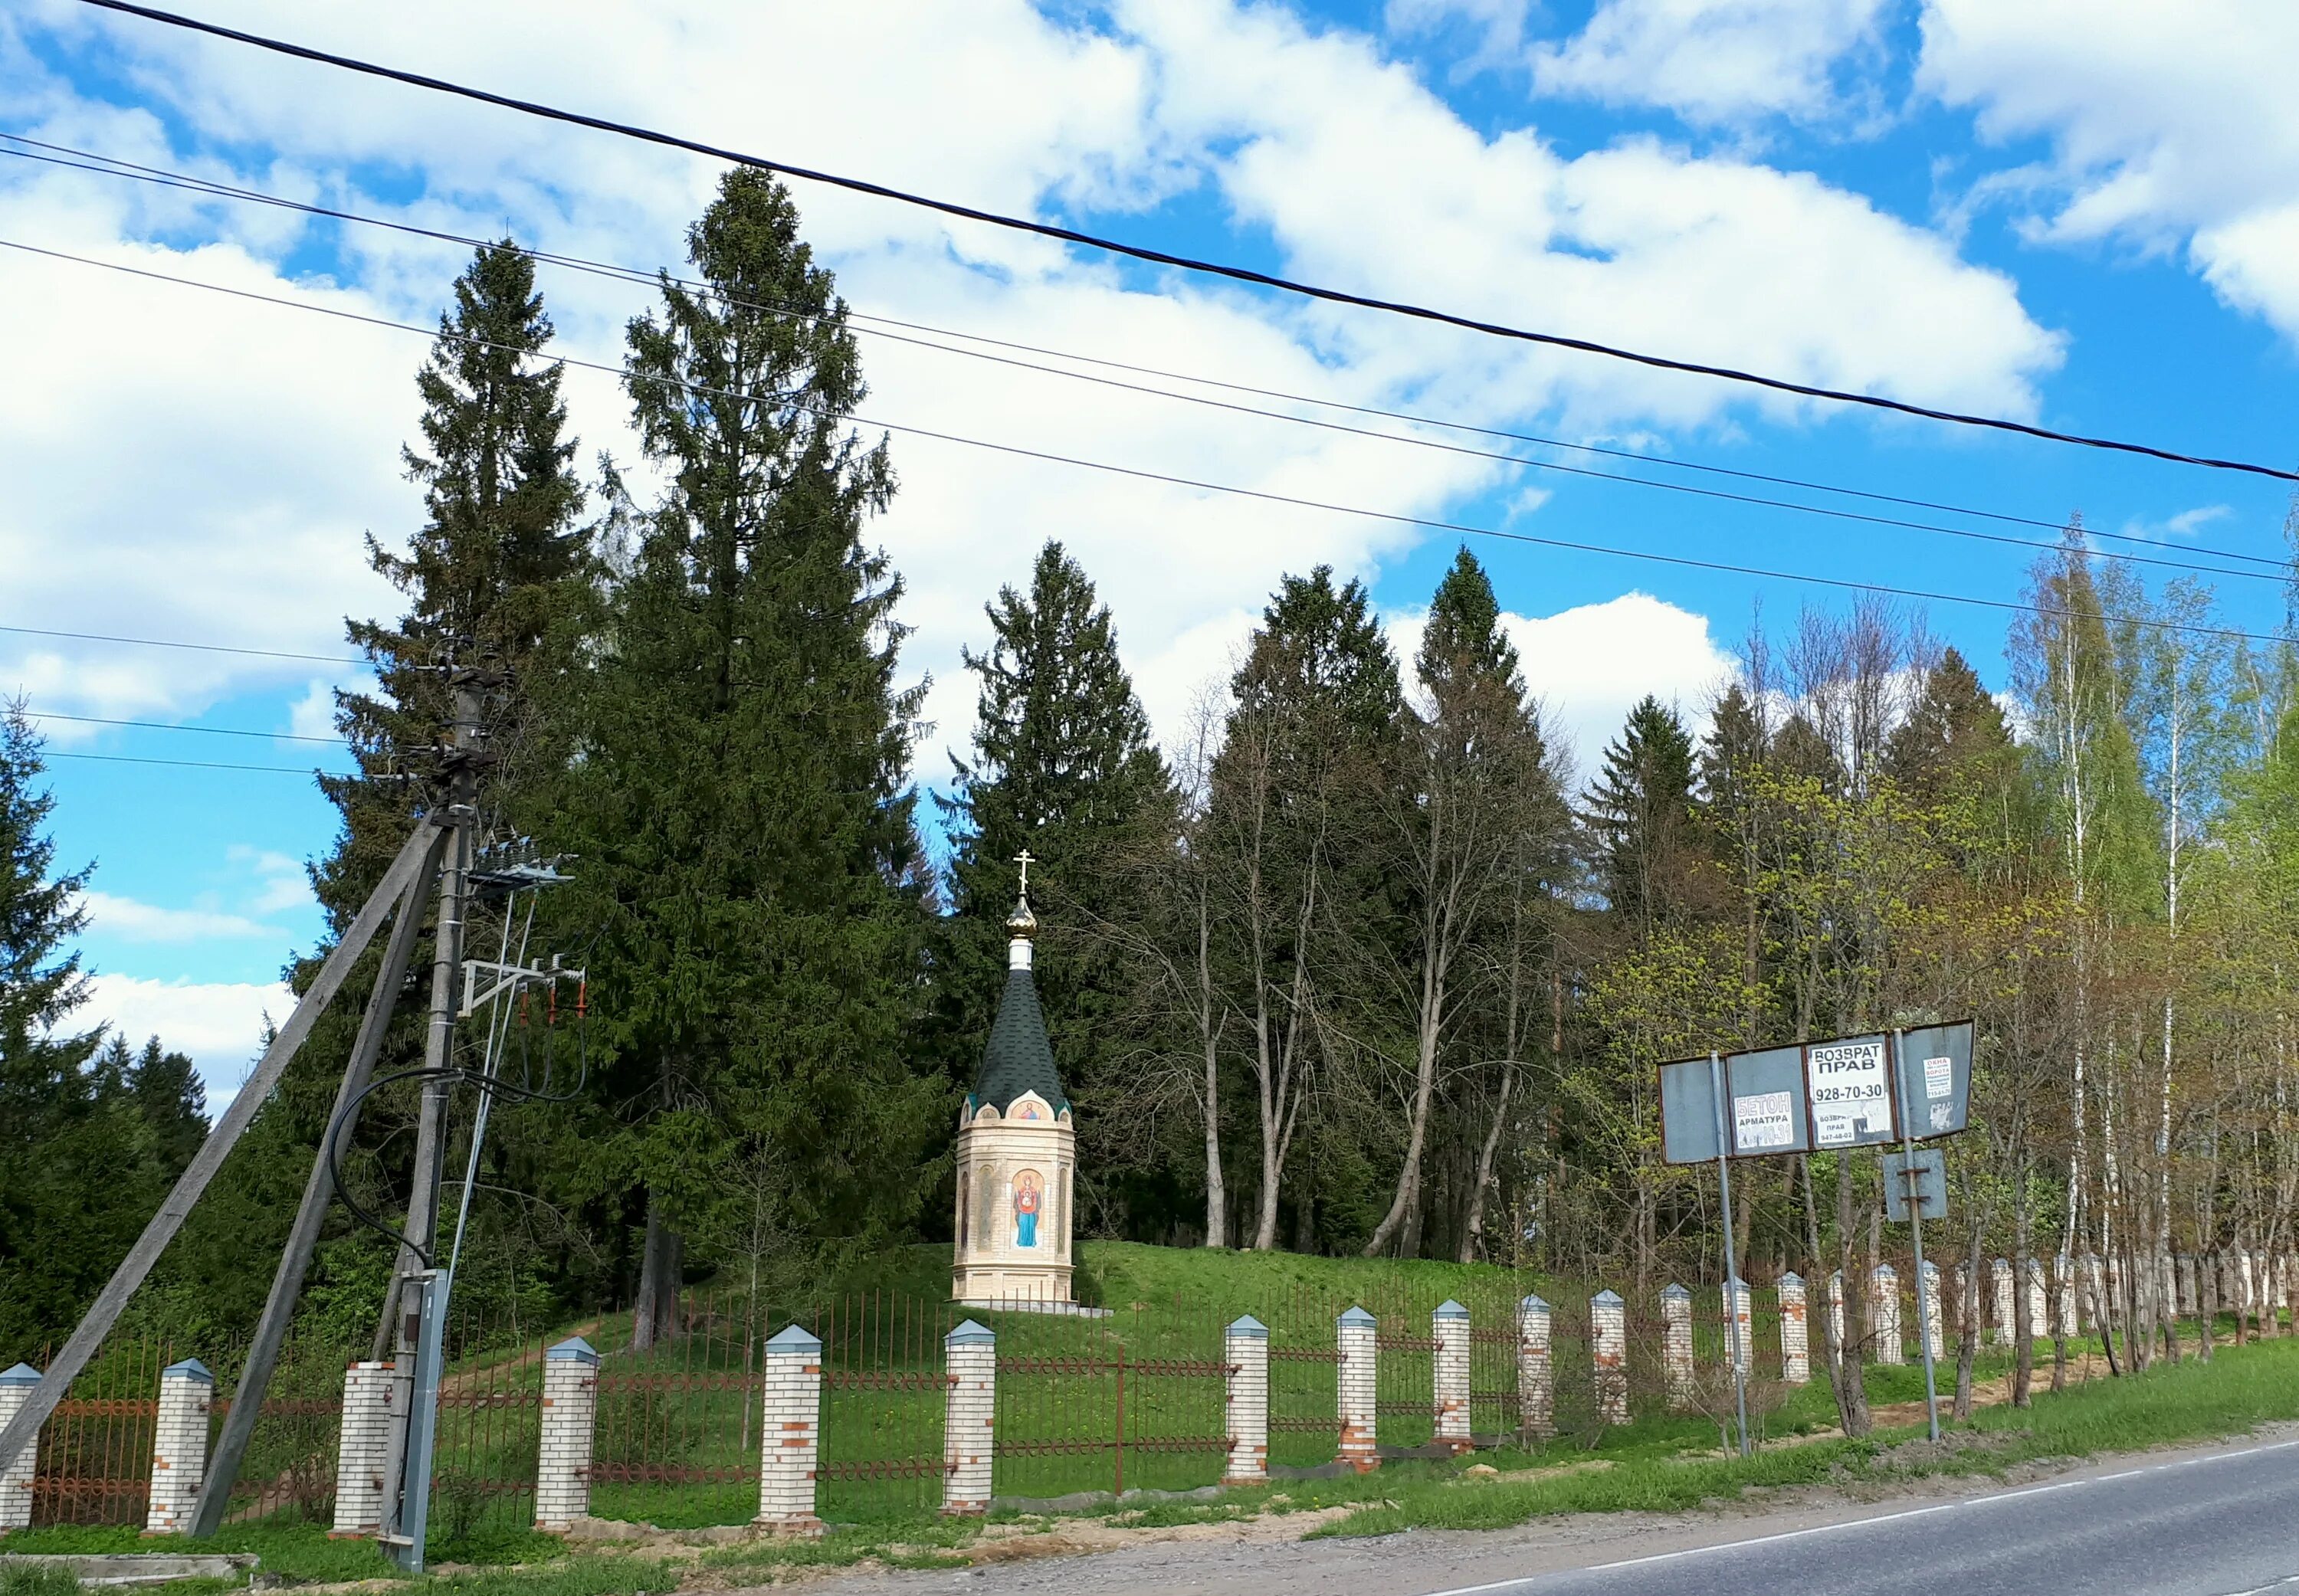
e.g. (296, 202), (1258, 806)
(14, 1260), (2180, 1532)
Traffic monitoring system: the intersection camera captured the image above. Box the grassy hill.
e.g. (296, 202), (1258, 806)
(841, 1238), (1547, 1322)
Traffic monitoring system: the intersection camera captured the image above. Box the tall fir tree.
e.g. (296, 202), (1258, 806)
(1884, 646), (2014, 806)
(126, 1035), (207, 1181)
(320, 241), (586, 915)
(159, 243), (592, 1345)
(1211, 567), (1404, 1252)
(0, 703), (138, 1352)
(935, 540), (1172, 1216)
(554, 169), (936, 1342)
(1584, 695), (1700, 943)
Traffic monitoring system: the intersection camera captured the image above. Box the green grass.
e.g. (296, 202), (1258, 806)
(0, 1560), (80, 1596)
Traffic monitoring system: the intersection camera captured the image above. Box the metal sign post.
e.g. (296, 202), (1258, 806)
(1892, 1029), (1943, 1444)
(1708, 1052), (1752, 1457)
(1659, 1021), (1972, 1447)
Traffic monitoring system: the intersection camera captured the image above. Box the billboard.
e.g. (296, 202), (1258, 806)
(1658, 1021), (1973, 1165)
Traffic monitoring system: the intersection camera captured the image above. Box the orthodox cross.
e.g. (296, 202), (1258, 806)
(1015, 848), (1037, 896)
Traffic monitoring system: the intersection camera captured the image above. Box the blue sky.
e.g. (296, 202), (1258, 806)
(5, 0), (2297, 1098)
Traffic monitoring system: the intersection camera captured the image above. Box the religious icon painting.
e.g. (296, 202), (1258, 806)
(1013, 1168), (1043, 1247)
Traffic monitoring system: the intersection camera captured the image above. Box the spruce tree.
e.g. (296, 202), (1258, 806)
(1210, 568), (1404, 1252)
(557, 169), (936, 1339)
(162, 244), (592, 1345)
(935, 541), (1172, 1201)
(0, 703), (124, 1351)
(320, 241), (585, 913)
(1584, 695), (1699, 942)
(0, 703), (93, 1082)
(1884, 646), (2014, 805)
(127, 1035), (207, 1181)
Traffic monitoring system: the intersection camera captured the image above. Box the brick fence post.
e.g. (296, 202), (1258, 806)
(756, 1325), (823, 1537)
(1517, 1295), (1553, 1439)
(1336, 1306), (1377, 1473)
(330, 1361), (395, 1538)
(145, 1358), (212, 1535)
(1992, 1258), (2015, 1345)
(1723, 1279), (1752, 1378)
(1777, 1273), (1809, 1385)
(943, 1320), (995, 1516)
(1920, 1262), (1944, 1362)
(1591, 1290), (1627, 1427)
(0, 1362), (38, 1535)
(2025, 1259), (2048, 1341)
(1871, 1265), (1904, 1366)
(1223, 1316), (1268, 1485)
(1432, 1301), (1471, 1454)
(1660, 1286), (1693, 1410)
(534, 1338), (599, 1533)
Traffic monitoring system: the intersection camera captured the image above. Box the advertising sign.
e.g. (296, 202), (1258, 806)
(1733, 1090), (1796, 1151)
(1805, 1034), (1894, 1148)
(1896, 1021), (1973, 1140)
(1656, 1023), (1972, 1165)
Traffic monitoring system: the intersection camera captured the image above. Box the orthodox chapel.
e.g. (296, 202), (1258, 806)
(951, 860), (1076, 1306)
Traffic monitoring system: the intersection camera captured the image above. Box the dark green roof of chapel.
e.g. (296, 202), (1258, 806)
(975, 961), (1068, 1116)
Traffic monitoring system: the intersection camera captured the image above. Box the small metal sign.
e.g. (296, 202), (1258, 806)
(1895, 1021), (1973, 1141)
(1882, 1145), (1947, 1221)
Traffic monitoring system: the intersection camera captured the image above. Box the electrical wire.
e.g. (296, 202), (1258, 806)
(0, 619), (364, 664)
(8, 132), (2281, 573)
(326, 1045), (590, 1267)
(67, 0), (2299, 485)
(25, 708), (350, 743)
(44, 749), (342, 774)
(5, 230), (2288, 649)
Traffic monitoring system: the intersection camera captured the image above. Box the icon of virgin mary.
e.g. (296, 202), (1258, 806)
(1014, 1169), (1043, 1248)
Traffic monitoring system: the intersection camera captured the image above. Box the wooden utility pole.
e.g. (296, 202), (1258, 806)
(388, 665), (483, 1316)
(0, 823), (443, 1483)
(373, 662), (487, 1568)
(189, 828), (446, 1536)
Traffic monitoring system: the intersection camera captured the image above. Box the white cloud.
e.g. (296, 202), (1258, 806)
(80, 890), (274, 943)
(1530, 0), (1892, 126)
(1389, 589), (1736, 778)
(4, 0), (2057, 806)
(1918, 1), (2299, 345)
(287, 680), (337, 742)
(228, 844), (316, 916)
(83, 972), (289, 1106)
(1385, 0), (1534, 76)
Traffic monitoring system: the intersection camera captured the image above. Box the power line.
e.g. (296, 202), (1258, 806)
(45, 749), (335, 775)
(25, 709), (350, 744)
(67, 0), (2299, 487)
(5, 231), (2282, 652)
(0, 620), (364, 665)
(8, 134), (2288, 582)
(11, 133), (2254, 569)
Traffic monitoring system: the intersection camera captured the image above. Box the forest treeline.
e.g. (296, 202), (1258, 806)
(3, 172), (2294, 1418)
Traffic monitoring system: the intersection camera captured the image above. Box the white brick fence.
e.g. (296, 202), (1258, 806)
(8, 1250), (2278, 1539)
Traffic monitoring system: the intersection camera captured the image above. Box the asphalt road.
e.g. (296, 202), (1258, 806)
(805, 1432), (2299, 1596)
(1421, 1437), (2299, 1596)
